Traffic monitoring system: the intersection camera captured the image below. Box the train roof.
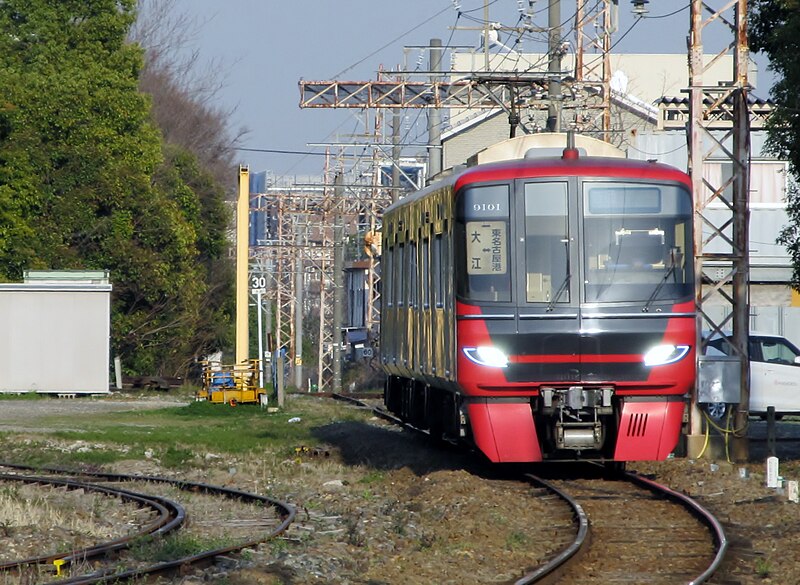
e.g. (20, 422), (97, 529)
(384, 153), (691, 215)
(454, 154), (691, 189)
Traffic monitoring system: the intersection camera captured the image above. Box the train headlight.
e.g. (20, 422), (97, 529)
(463, 346), (509, 368)
(643, 344), (690, 366)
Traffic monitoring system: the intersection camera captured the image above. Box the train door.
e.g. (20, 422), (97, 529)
(513, 178), (580, 380)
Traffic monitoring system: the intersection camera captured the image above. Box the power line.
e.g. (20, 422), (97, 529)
(644, 4), (689, 20)
(330, 5), (452, 79)
(238, 147), (328, 156)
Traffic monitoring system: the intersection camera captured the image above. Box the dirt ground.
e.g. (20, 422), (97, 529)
(0, 395), (798, 584)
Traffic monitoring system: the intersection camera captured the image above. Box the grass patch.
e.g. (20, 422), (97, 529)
(130, 533), (233, 562)
(56, 449), (124, 467)
(160, 446), (196, 468)
(358, 470), (385, 484)
(755, 558), (771, 578)
(8, 395), (372, 468)
(0, 392), (44, 401)
(0, 436), (125, 468)
(506, 530), (529, 551)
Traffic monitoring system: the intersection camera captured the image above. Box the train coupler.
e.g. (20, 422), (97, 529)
(556, 420), (604, 450)
(540, 385), (614, 451)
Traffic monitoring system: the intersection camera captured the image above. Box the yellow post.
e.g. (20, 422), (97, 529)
(236, 166), (250, 366)
(53, 559), (65, 576)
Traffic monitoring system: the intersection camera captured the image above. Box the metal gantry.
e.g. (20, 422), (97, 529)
(299, 1), (616, 137)
(250, 186), (332, 390)
(293, 2), (618, 392)
(289, 0), (759, 425)
(688, 0), (752, 460)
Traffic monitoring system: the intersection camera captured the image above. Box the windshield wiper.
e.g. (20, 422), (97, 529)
(546, 238), (571, 313)
(546, 272), (571, 312)
(643, 250), (678, 313)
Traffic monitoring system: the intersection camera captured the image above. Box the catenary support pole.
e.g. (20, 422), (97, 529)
(547, 0), (562, 132)
(332, 173), (344, 392)
(293, 216), (304, 389)
(427, 38), (443, 180)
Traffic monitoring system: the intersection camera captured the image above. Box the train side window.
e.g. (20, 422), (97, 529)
(433, 234), (443, 308)
(384, 246), (393, 307)
(409, 240), (418, 308)
(443, 226), (453, 310)
(422, 237), (431, 309)
(396, 243), (405, 307)
(523, 182), (569, 304)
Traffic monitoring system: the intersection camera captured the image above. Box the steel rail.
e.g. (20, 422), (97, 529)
(0, 471), (185, 573)
(624, 470), (728, 585)
(513, 474), (590, 585)
(525, 469), (728, 584)
(330, 393), (593, 583)
(330, 392), (405, 426)
(0, 462), (296, 585)
(329, 393), (727, 584)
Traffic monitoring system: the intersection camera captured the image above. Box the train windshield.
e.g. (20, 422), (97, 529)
(582, 182), (693, 304)
(524, 182), (569, 304)
(455, 184), (512, 302)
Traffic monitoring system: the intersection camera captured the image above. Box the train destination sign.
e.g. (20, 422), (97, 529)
(466, 221), (507, 275)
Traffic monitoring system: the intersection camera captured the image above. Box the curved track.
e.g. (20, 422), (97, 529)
(332, 393), (727, 584)
(0, 471), (185, 575)
(0, 462), (296, 585)
(524, 469), (726, 584)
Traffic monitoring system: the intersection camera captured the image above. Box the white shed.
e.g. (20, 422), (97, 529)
(0, 270), (111, 394)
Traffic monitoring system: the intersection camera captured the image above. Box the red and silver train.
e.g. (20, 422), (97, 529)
(380, 136), (695, 463)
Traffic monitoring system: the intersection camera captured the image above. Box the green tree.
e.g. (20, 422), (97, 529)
(0, 0), (234, 376)
(750, 1), (800, 289)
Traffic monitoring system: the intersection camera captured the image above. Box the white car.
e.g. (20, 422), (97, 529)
(705, 332), (800, 418)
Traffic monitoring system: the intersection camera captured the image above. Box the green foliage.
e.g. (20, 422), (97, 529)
(750, 1), (800, 290)
(160, 445), (196, 468)
(358, 471), (386, 485)
(0, 1), (234, 375)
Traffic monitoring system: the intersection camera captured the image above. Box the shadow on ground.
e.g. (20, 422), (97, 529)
(311, 420), (479, 476)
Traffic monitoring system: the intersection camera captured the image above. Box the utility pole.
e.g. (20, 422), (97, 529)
(427, 38), (443, 180)
(332, 172), (344, 392)
(392, 110), (401, 203)
(546, 0), (562, 132)
(293, 216), (304, 389)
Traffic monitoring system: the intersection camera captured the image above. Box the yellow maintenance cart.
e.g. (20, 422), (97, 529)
(196, 359), (267, 406)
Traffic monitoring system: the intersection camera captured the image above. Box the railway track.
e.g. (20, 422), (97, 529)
(0, 463), (296, 584)
(0, 395), (726, 583)
(0, 472), (186, 577)
(522, 469), (727, 584)
(332, 392), (727, 584)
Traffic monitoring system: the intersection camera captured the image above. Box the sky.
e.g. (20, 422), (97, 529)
(166, 0), (775, 179)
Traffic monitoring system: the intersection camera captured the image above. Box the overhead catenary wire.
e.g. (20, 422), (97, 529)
(283, 0), (651, 176)
(643, 4), (690, 20)
(279, 2), (460, 177)
(329, 4), (452, 79)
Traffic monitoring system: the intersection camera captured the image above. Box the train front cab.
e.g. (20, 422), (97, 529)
(453, 160), (695, 463)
